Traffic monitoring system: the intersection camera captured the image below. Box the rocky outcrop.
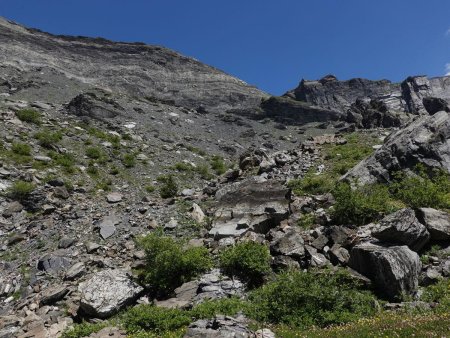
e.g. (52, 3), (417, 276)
(371, 209), (430, 252)
(209, 177), (291, 238)
(0, 17), (266, 113)
(184, 315), (253, 338)
(417, 208), (450, 241)
(349, 243), (421, 300)
(268, 74), (450, 128)
(343, 110), (450, 185)
(78, 270), (143, 318)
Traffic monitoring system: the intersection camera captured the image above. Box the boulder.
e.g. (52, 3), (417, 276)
(343, 111), (450, 185)
(184, 315), (252, 338)
(371, 209), (430, 251)
(349, 243), (421, 300)
(270, 229), (305, 260)
(210, 177), (291, 238)
(37, 251), (71, 275)
(78, 270), (143, 318)
(417, 208), (450, 241)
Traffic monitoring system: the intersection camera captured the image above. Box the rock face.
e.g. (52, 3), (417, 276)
(344, 110), (450, 185)
(209, 177), (291, 238)
(0, 17), (266, 113)
(371, 209), (430, 252)
(417, 208), (450, 241)
(349, 243), (421, 300)
(184, 315), (253, 338)
(78, 270), (143, 318)
(261, 74), (450, 128)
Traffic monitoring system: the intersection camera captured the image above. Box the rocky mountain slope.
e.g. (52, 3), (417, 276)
(0, 17), (449, 338)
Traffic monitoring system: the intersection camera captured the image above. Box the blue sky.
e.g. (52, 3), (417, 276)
(1, 0), (449, 95)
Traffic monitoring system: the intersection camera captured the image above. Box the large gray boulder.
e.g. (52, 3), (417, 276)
(209, 177), (291, 238)
(349, 243), (421, 300)
(78, 270), (143, 318)
(184, 315), (253, 338)
(343, 110), (450, 185)
(371, 209), (430, 252)
(417, 208), (450, 241)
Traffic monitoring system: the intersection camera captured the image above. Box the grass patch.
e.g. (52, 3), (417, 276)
(11, 142), (31, 156)
(16, 109), (41, 124)
(210, 155), (227, 175)
(7, 180), (35, 201)
(122, 153), (136, 168)
(158, 175), (178, 199)
(35, 130), (63, 148)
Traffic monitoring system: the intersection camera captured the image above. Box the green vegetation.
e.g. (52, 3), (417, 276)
(61, 321), (109, 338)
(248, 269), (378, 329)
(158, 175), (178, 198)
(35, 130), (63, 148)
(11, 142), (31, 156)
(121, 305), (191, 336)
(122, 153), (136, 168)
(137, 232), (212, 296)
(210, 155), (227, 175)
(173, 162), (193, 172)
(389, 167), (450, 209)
(7, 180), (35, 201)
(48, 151), (76, 174)
(288, 173), (335, 195)
(16, 109), (41, 124)
(145, 185), (156, 193)
(85, 146), (103, 160)
(219, 241), (271, 287)
(332, 182), (398, 226)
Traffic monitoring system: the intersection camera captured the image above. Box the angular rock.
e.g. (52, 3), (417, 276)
(78, 270), (143, 318)
(344, 111), (450, 185)
(37, 251), (71, 275)
(39, 285), (69, 306)
(371, 209), (430, 251)
(106, 192), (122, 203)
(270, 229), (305, 259)
(191, 203), (205, 223)
(417, 208), (450, 241)
(349, 242), (421, 300)
(65, 262), (86, 281)
(184, 315), (252, 338)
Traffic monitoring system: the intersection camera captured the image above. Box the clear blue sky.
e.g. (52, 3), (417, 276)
(1, 0), (449, 95)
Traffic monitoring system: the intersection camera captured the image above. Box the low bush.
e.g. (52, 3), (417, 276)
(421, 279), (450, 310)
(137, 232), (212, 296)
(390, 168), (450, 209)
(85, 147), (103, 160)
(11, 142), (31, 156)
(61, 321), (108, 338)
(210, 155), (226, 175)
(7, 180), (35, 201)
(35, 130), (63, 148)
(173, 162), (192, 172)
(16, 109), (41, 124)
(247, 269), (378, 329)
(288, 173), (335, 195)
(121, 305), (191, 335)
(332, 182), (397, 226)
(191, 297), (248, 320)
(122, 154), (136, 168)
(219, 241), (271, 287)
(158, 175), (178, 198)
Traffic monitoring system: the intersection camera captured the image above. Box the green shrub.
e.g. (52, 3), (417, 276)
(7, 180), (35, 201)
(210, 155), (226, 175)
(85, 147), (103, 160)
(145, 185), (156, 193)
(61, 321), (108, 338)
(288, 174), (335, 195)
(195, 164), (213, 180)
(390, 168), (450, 209)
(332, 182), (397, 226)
(11, 143), (31, 156)
(191, 297), (248, 320)
(159, 175), (178, 198)
(421, 279), (450, 310)
(86, 164), (99, 176)
(122, 154), (136, 168)
(173, 162), (192, 172)
(137, 232), (212, 296)
(121, 305), (191, 335)
(16, 109), (41, 124)
(219, 241), (271, 287)
(248, 269), (378, 328)
(48, 151), (76, 173)
(35, 130), (63, 148)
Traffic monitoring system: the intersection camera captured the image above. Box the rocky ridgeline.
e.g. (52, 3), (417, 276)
(260, 74), (450, 129)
